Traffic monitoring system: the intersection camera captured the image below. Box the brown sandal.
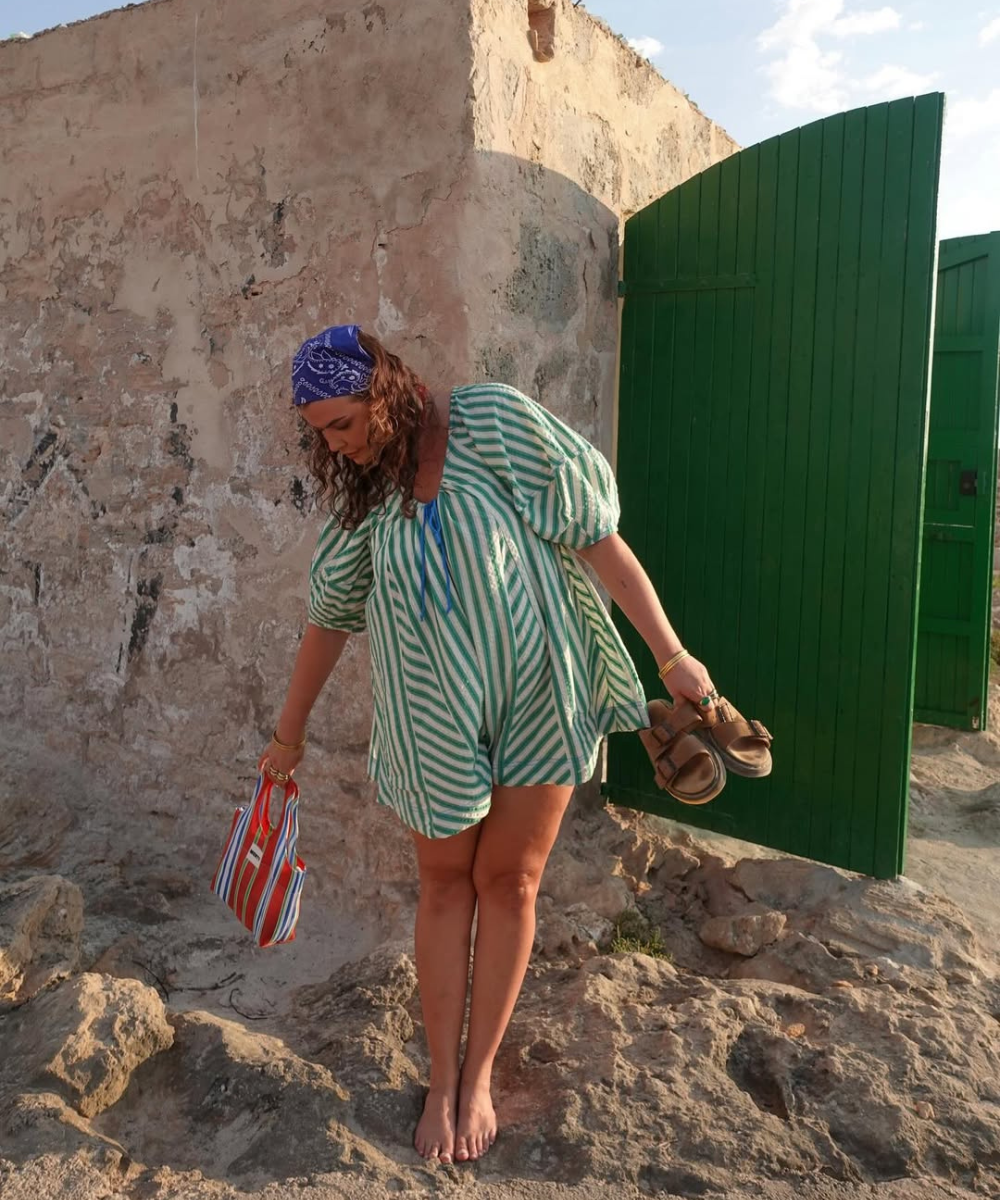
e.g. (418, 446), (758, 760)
(697, 696), (773, 779)
(638, 698), (727, 805)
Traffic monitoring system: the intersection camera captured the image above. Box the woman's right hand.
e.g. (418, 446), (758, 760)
(258, 734), (306, 784)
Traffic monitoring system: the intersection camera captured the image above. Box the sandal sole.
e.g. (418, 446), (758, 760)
(712, 745), (772, 779)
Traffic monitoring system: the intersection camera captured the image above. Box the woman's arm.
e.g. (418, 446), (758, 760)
(261, 623), (351, 775)
(575, 532), (716, 706)
(275, 623), (350, 741)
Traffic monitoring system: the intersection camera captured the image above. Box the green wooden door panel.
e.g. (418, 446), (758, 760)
(607, 95), (944, 879)
(914, 231), (1000, 730)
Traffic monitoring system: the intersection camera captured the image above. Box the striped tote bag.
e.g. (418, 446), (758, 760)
(211, 771), (306, 947)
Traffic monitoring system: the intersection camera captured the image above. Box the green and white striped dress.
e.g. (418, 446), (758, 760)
(308, 383), (650, 838)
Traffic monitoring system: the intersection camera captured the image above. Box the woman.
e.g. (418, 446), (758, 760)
(262, 325), (720, 1166)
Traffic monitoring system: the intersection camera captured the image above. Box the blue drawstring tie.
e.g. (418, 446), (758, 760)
(419, 498), (453, 621)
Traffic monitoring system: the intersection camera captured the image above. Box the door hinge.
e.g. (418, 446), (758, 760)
(959, 469), (978, 497)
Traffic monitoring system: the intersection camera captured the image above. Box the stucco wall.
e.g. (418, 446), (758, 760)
(0, 0), (735, 921)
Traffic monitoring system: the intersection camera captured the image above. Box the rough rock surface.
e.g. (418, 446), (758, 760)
(0, 972), (173, 1119)
(0, 875), (83, 1007)
(2, 775), (1000, 1200)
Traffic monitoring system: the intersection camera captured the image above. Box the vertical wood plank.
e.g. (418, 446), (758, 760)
(754, 128), (800, 852)
(856, 98), (918, 875)
(729, 134), (780, 847)
(701, 153), (742, 694)
(801, 111), (846, 860)
(718, 149), (758, 686)
(684, 162), (722, 656)
(769, 115), (823, 858)
(879, 93), (944, 873)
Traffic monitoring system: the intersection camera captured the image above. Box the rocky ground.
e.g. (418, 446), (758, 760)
(3, 712), (1000, 1200)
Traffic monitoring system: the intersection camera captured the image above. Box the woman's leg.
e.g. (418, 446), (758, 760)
(411, 821), (481, 1164)
(455, 782), (575, 1162)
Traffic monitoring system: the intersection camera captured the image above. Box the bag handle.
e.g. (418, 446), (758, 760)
(252, 771), (300, 836)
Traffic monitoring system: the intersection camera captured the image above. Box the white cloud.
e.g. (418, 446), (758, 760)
(859, 64), (938, 96)
(758, 0), (834, 52)
(979, 17), (1000, 46)
(762, 41), (848, 110)
(758, 1), (900, 51)
(829, 7), (901, 36)
(627, 36), (665, 59)
(946, 88), (1000, 139)
(758, 2), (934, 113)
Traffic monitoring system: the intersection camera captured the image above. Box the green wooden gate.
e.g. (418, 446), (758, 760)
(914, 233), (1000, 731)
(606, 95), (944, 879)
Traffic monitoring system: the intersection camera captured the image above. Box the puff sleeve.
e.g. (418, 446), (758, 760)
(307, 515), (375, 632)
(457, 384), (620, 548)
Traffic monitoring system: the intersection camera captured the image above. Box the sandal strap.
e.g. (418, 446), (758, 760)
(748, 718), (772, 743)
(710, 718), (764, 753)
(652, 731), (711, 789)
(701, 697), (773, 750)
(647, 698), (703, 741)
(642, 700), (715, 792)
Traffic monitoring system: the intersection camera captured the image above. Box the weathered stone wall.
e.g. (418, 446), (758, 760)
(0, 0), (735, 922)
(465, 0), (737, 462)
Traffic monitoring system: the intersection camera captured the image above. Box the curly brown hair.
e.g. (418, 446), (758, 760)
(302, 330), (436, 529)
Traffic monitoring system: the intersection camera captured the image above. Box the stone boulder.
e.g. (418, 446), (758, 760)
(289, 946), (419, 1093)
(534, 897), (614, 961)
(0, 1090), (133, 1174)
(0, 972), (173, 1118)
(699, 908), (787, 957)
(92, 1007), (395, 1187)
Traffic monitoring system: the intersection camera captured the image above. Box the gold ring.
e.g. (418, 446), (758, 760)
(266, 765), (291, 783)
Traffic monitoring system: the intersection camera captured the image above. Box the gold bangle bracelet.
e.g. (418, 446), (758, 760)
(657, 649), (690, 680)
(272, 728), (307, 752)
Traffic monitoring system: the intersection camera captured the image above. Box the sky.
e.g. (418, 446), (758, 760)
(4, 0), (999, 239)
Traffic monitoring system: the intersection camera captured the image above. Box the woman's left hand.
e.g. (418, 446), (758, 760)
(664, 655), (718, 712)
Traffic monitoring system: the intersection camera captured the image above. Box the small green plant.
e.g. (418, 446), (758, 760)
(602, 908), (672, 960)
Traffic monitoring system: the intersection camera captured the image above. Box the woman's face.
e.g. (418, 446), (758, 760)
(299, 395), (374, 465)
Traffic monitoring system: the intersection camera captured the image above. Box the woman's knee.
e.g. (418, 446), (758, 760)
(472, 867), (541, 912)
(418, 864), (476, 913)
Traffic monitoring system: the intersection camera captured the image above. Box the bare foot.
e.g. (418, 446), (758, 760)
(454, 1080), (497, 1162)
(414, 1085), (458, 1164)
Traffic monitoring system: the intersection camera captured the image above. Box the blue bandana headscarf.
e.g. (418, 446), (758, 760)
(292, 324), (374, 406)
